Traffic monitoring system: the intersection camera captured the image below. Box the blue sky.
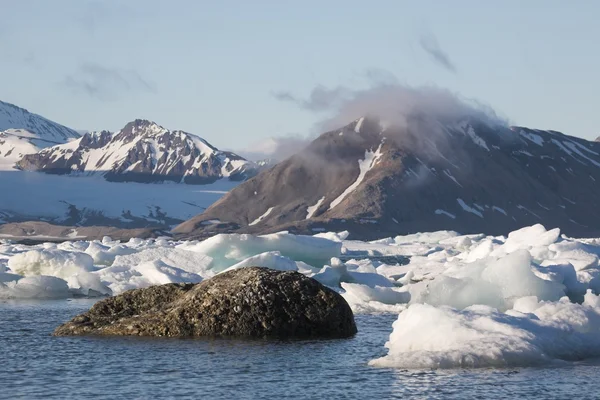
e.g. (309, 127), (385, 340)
(1, 0), (598, 149)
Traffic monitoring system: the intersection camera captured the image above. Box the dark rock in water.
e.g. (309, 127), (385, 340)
(54, 267), (357, 339)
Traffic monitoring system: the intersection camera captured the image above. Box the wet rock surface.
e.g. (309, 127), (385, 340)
(54, 267), (357, 338)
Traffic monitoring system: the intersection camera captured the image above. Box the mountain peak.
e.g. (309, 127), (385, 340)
(120, 119), (166, 136)
(175, 119), (600, 239)
(0, 99), (80, 144)
(0, 99), (81, 170)
(17, 120), (257, 184)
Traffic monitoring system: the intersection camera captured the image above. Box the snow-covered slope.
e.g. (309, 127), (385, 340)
(0, 101), (81, 170)
(0, 129), (42, 170)
(17, 119), (257, 184)
(0, 100), (80, 144)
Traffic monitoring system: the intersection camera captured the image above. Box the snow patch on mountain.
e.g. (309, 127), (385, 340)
(354, 117), (365, 133)
(0, 130), (41, 170)
(306, 196), (326, 219)
(249, 207), (274, 226)
(435, 209), (456, 219)
(517, 128), (545, 147)
(457, 198), (484, 218)
(329, 143), (383, 210)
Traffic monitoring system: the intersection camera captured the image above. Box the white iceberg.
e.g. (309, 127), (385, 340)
(370, 291), (600, 369)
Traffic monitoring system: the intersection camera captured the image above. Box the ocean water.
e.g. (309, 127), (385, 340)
(2, 300), (600, 399)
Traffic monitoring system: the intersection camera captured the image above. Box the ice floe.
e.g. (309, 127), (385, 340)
(3, 223), (600, 368)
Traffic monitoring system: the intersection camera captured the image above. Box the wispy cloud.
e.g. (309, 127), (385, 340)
(272, 85), (350, 112)
(236, 134), (312, 162)
(270, 71), (507, 164)
(419, 33), (457, 73)
(62, 63), (156, 101)
(272, 69), (505, 132)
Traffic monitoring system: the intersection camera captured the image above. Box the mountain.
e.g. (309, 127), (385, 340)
(0, 106), (252, 232)
(174, 116), (600, 240)
(0, 100), (80, 170)
(16, 119), (257, 184)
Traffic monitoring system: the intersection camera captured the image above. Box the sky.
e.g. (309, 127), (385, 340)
(1, 0), (599, 151)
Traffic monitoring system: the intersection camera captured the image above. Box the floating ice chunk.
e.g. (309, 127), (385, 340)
(341, 282), (409, 313)
(481, 250), (565, 303)
(223, 251), (301, 273)
(312, 265), (351, 288)
(66, 271), (112, 297)
(548, 241), (600, 271)
(311, 258), (396, 289)
(533, 262), (586, 301)
(419, 250), (565, 310)
(85, 241), (137, 265)
(343, 258), (378, 274)
(342, 282), (410, 305)
(394, 231), (459, 245)
(0, 275), (71, 299)
(499, 224), (560, 254)
(7, 249), (95, 279)
(181, 232), (341, 272)
(370, 291), (600, 369)
(57, 240), (90, 253)
(347, 271), (396, 288)
(112, 247), (213, 277)
(313, 231), (350, 242)
(96, 260), (202, 294)
(464, 239), (495, 262)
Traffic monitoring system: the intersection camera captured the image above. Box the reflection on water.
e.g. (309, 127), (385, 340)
(2, 299), (600, 399)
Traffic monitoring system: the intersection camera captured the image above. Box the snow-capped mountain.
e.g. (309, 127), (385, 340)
(0, 100), (80, 144)
(0, 100), (80, 170)
(175, 116), (600, 239)
(17, 119), (257, 184)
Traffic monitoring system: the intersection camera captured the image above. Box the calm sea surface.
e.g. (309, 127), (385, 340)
(2, 300), (600, 399)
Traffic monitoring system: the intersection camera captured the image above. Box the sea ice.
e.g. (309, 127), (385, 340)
(0, 275), (71, 299)
(8, 249), (95, 279)
(370, 291), (600, 369)
(180, 232), (341, 272)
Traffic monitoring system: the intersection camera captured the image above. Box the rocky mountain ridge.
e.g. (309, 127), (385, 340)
(175, 116), (600, 239)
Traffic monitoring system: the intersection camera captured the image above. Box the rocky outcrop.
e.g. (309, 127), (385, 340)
(54, 267), (357, 338)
